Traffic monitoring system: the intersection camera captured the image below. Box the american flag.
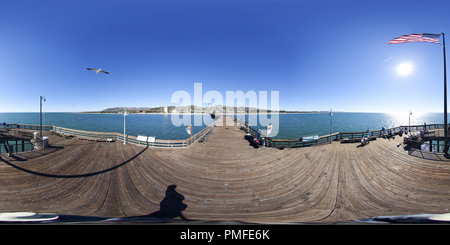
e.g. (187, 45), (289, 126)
(388, 33), (441, 45)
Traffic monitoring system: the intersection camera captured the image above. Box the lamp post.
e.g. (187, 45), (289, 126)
(329, 109), (333, 144)
(409, 110), (412, 135)
(123, 108), (127, 145)
(443, 33), (448, 156)
(40, 96), (46, 137)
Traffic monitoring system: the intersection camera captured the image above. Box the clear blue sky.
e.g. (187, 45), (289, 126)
(1, 0), (450, 113)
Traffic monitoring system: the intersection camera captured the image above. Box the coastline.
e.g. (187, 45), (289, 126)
(78, 112), (337, 115)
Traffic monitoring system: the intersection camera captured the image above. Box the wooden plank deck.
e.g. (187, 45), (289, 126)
(1, 116), (450, 223)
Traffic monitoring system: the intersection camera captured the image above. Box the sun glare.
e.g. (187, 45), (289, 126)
(397, 63), (413, 76)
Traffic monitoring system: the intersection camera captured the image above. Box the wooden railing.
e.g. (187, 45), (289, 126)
(0, 127), (46, 153)
(186, 115), (223, 146)
(4, 121), (445, 149)
(49, 116), (223, 148)
(53, 126), (117, 139)
(3, 124), (53, 131)
(243, 123), (446, 148)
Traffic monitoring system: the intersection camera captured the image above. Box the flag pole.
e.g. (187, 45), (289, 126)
(443, 33), (448, 156)
(388, 33), (447, 154)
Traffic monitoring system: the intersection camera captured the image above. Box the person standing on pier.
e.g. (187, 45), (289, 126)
(256, 129), (261, 143)
(367, 128), (370, 137)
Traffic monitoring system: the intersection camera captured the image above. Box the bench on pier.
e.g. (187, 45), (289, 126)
(198, 130), (213, 144)
(380, 133), (399, 140)
(380, 130), (405, 139)
(378, 133), (388, 138)
(78, 136), (97, 142)
(52, 130), (73, 139)
(403, 136), (423, 144)
(137, 135), (155, 145)
(18, 131), (33, 139)
(99, 138), (115, 143)
(79, 136), (115, 143)
(245, 135), (265, 148)
(340, 136), (377, 143)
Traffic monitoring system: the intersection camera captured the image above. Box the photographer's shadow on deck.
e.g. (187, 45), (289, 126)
(129, 185), (189, 221)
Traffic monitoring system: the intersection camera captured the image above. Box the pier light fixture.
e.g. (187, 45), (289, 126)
(409, 110), (412, 135)
(40, 96), (46, 137)
(329, 109), (333, 144)
(123, 108), (127, 145)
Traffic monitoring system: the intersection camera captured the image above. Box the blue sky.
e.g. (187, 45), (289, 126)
(1, 0), (450, 113)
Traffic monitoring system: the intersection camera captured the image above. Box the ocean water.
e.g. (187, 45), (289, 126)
(0, 112), (448, 140)
(0, 113), (214, 140)
(238, 112), (448, 139)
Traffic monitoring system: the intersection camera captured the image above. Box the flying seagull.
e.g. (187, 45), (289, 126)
(87, 68), (109, 74)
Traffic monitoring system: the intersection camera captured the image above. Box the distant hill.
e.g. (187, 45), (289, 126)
(83, 105), (336, 114)
(102, 107), (153, 112)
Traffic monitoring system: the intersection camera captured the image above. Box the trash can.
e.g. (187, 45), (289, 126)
(34, 132), (39, 139)
(43, 136), (49, 147)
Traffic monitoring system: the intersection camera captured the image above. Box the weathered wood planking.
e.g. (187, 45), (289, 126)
(1, 117), (450, 223)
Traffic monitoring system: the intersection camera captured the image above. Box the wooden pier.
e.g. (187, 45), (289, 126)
(1, 116), (450, 223)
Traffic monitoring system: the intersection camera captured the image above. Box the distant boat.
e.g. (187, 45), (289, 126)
(87, 68), (109, 74)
